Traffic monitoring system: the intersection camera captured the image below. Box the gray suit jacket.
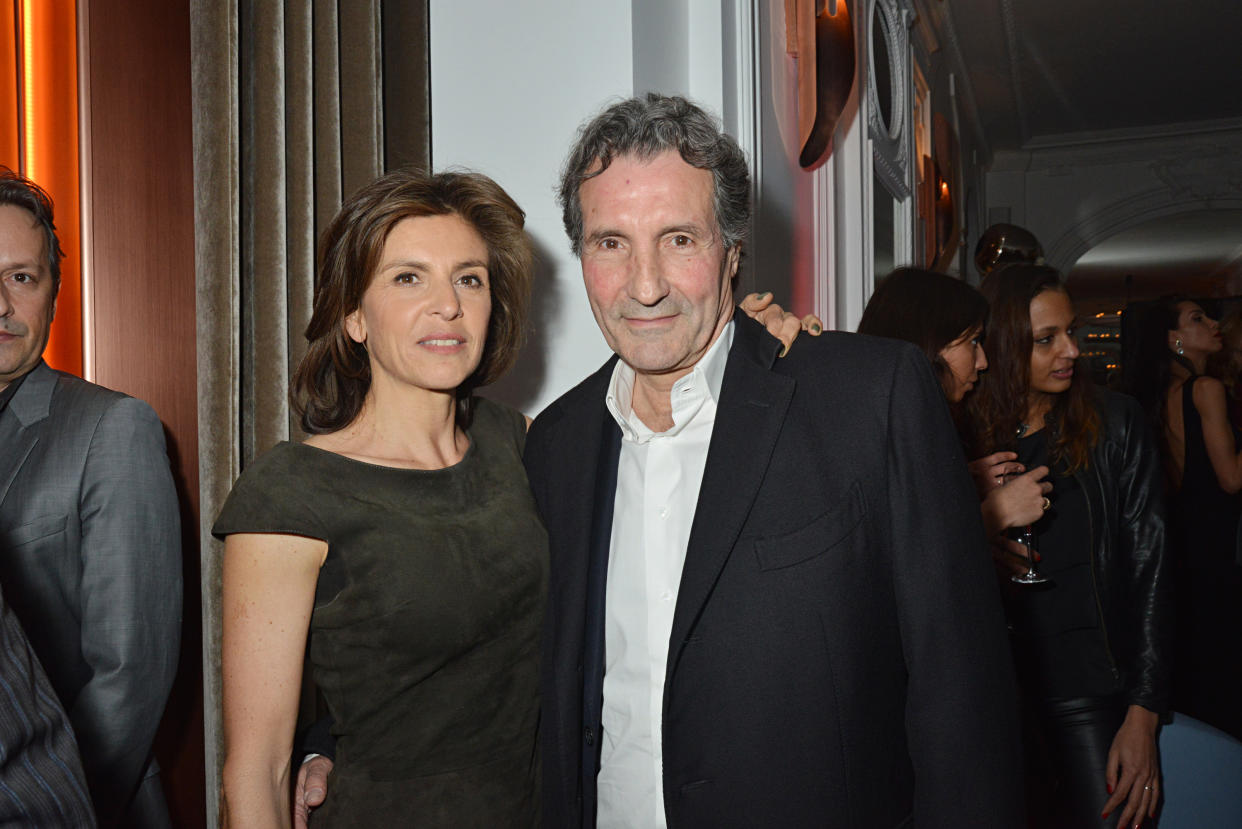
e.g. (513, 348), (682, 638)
(0, 361), (181, 827)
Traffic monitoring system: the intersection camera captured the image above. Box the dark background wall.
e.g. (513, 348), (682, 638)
(82, 0), (202, 824)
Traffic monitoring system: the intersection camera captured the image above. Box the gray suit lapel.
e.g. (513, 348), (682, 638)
(667, 316), (794, 678)
(0, 363), (55, 509)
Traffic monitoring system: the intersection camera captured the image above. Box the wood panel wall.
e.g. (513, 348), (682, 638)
(80, 0), (203, 825)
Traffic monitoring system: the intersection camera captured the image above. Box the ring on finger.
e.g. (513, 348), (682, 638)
(1041, 496), (1051, 511)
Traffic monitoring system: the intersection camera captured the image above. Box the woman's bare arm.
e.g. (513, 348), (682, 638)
(222, 532), (327, 829)
(1192, 376), (1242, 493)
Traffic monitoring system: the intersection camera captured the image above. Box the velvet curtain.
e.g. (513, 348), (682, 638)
(190, 1), (427, 823)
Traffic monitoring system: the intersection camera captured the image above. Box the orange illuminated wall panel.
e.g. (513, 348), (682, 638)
(1, 14), (17, 165)
(4, 0), (81, 378)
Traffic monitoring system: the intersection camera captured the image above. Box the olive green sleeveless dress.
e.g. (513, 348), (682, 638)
(213, 398), (547, 827)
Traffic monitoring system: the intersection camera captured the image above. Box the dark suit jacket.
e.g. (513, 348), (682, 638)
(525, 313), (1024, 828)
(0, 580), (96, 827)
(0, 362), (181, 827)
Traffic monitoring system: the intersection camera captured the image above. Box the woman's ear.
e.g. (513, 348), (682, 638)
(344, 308), (366, 345)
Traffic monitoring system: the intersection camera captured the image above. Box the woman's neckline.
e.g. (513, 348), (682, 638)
(289, 434), (476, 473)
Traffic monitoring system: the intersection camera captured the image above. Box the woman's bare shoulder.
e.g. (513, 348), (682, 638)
(1190, 375), (1227, 406)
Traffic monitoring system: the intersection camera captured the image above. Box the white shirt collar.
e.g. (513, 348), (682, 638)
(605, 320), (734, 444)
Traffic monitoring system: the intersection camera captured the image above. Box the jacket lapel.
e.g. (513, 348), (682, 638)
(667, 315), (794, 677)
(535, 358), (619, 816)
(581, 407), (620, 805)
(0, 362), (55, 510)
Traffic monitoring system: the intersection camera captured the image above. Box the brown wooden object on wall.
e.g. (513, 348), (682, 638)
(80, 0), (202, 825)
(785, 0), (854, 170)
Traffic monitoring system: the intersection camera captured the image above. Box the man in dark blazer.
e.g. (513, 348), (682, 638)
(0, 169), (181, 827)
(524, 94), (1024, 828)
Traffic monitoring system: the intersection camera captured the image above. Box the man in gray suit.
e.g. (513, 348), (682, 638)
(0, 168), (181, 828)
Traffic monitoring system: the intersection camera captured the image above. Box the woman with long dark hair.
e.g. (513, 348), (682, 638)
(1127, 296), (1242, 740)
(858, 267), (1050, 537)
(966, 264), (1171, 829)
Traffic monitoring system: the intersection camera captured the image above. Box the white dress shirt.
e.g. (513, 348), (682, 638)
(595, 322), (734, 829)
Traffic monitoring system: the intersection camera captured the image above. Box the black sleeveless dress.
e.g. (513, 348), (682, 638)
(1169, 376), (1242, 739)
(213, 398), (547, 826)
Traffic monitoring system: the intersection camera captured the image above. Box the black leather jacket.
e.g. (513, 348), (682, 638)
(1071, 388), (1172, 713)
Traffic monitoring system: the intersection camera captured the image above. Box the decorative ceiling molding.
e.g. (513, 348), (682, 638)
(1023, 116), (1242, 152)
(1047, 190), (1242, 275)
(991, 125), (1242, 173)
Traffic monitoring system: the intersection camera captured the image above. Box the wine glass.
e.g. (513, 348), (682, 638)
(1001, 469), (1050, 585)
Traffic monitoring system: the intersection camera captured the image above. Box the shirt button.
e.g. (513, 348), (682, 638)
(661, 590), (673, 602)
(659, 506), (669, 519)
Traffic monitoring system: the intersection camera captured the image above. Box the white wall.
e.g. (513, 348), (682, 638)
(431, 2), (634, 417)
(431, 0), (745, 416)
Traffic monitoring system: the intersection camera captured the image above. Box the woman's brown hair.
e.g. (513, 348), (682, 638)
(292, 168), (534, 434)
(966, 264), (1099, 472)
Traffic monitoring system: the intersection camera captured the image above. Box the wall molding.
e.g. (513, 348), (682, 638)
(866, 0), (911, 198)
(1047, 189), (1242, 274)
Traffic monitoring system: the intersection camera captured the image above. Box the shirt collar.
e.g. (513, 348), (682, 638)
(605, 320), (734, 443)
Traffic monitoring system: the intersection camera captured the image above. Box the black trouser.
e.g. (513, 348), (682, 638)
(1024, 695), (1130, 829)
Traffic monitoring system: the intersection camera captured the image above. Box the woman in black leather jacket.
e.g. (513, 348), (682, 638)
(965, 264), (1172, 829)
(857, 267), (1052, 536)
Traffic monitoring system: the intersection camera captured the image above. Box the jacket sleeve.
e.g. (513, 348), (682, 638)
(1112, 396), (1173, 713)
(884, 345), (1025, 828)
(73, 396), (182, 820)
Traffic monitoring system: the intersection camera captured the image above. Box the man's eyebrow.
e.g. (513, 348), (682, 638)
(0, 258), (44, 271)
(658, 223), (711, 238)
(583, 228), (624, 245)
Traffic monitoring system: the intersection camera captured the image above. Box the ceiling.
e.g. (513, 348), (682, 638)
(931, 0), (1242, 302)
(940, 0), (1242, 152)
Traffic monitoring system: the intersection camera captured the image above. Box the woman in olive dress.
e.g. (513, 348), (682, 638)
(216, 169), (547, 827)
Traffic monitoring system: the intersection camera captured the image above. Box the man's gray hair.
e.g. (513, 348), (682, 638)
(557, 93), (750, 258)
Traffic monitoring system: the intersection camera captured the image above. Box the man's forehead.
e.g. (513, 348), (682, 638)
(0, 204), (47, 266)
(580, 151), (713, 201)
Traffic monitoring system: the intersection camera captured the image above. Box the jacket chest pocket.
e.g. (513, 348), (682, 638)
(2, 513), (68, 548)
(752, 481), (865, 571)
